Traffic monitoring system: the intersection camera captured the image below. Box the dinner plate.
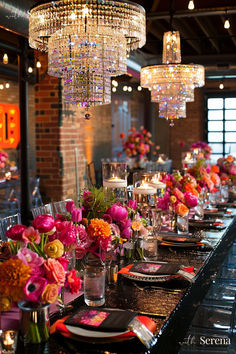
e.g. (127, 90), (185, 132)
(122, 272), (171, 282)
(65, 324), (128, 338)
(160, 241), (202, 247)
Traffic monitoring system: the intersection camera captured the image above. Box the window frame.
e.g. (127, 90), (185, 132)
(205, 92), (236, 158)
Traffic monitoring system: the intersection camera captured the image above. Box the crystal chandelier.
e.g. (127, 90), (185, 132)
(29, 0), (146, 114)
(140, 31), (205, 125)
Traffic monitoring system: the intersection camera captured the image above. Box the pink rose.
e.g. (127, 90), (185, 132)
(127, 200), (137, 210)
(107, 205), (128, 221)
(32, 214), (55, 233)
(184, 192), (198, 208)
(57, 257), (69, 270)
(66, 200), (75, 212)
(44, 258), (65, 286)
(58, 222), (77, 247)
(6, 224), (27, 241)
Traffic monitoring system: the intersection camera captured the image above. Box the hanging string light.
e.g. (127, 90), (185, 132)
(29, 0), (146, 116)
(224, 10), (230, 29)
(140, 31), (205, 125)
(188, 0), (194, 10)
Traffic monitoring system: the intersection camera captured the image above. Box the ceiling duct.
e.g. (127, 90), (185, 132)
(0, 0), (35, 37)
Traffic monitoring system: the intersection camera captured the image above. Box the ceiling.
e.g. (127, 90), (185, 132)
(132, 0), (236, 77)
(0, 0), (236, 78)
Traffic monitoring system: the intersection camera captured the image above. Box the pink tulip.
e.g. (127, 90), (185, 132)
(107, 204), (128, 221)
(71, 208), (82, 222)
(66, 201), (75, 212)
(127, 200), (137, 210)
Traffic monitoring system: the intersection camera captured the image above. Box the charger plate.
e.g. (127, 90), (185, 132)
(122, 272), (171, 283)
(65, 325), (128, 339)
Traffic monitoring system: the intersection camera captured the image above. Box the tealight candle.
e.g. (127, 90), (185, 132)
(133, 182), (157, 195)
(103, 175), (127, 188)
(157, 156), (165, 163)
(149, 174), (166, 189)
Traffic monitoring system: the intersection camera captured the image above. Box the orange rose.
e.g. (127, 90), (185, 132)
(175, 203), (189, 217)
(211, 165), (219, 174)
(41, 284), (58, 304)
(184, 183), (199, 197)
(44, 258), (65, 286)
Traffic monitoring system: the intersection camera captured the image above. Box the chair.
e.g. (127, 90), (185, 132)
(52, 199), (73, 215)
(31, 203), (53, 219)
(87, 161), (96, 186)
(0, 212), (21, 241)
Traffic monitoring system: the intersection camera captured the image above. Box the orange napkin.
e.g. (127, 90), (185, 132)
(51, 314), (157, 339)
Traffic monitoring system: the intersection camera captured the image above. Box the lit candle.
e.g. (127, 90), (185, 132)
(193, 148), (199, 155)
(157, 156), (165, 163)
(149, 174), (166, 189)
(103, 175), (127, 188)
(183, 152), (194, 163)
(133, 181), (157, 195)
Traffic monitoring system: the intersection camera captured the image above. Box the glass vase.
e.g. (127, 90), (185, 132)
(18, 301), (50, 344)
(83, 253), (106, 307)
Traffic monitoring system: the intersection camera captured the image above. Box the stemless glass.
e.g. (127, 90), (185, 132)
(143, 233), (158, 261)
(84, 265), (106, 307)
(176, 213), (189, 235)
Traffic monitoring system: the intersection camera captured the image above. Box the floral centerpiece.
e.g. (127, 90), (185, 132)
(118, 126), (159, 168)
(217, 155), (236, 185)
(0, 214), (81, 309)
(157, 173), (199, 216)
(187, 159), (221, 192)
(190, 141), (212, 160)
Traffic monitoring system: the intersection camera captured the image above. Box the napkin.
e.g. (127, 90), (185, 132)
(51, 314), (157, 340)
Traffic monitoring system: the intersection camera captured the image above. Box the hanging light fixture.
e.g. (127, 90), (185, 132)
(188, 0), (194, 10)
(29, 0), (146, 115)
(140, 31), (205, 125)
(224, 10), (230, 29)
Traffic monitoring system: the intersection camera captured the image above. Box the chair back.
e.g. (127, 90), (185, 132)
(52, 199), (73, 215)
(0, 212), (21, 241)
(31, 203), (53, 219)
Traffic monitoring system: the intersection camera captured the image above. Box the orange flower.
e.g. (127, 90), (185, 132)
(175, 203), (189, 217)
(184, 183), (199, 197)
(88, 219), (111, 239)
(170, 195), (177, 204)
(0, 258), (31, 302)
(120, 132), (125, 139)
(41, 284), (59, 304)
(226, 155), (234, 163)
(132, 221), (142, 231)
(211, 165), (219, 174)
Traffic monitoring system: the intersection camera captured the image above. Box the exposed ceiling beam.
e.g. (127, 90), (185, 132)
(220, 16), (236, 48)
(194, 17), (220, 53)
(147, 6), (236, 21)
(148, 22), (169, 41)
(147, 0), (161, 33)
(171, 19), (202, 54)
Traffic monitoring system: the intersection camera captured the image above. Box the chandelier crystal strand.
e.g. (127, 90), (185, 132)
(140, 31), (205, 124)
(29, 0), (146, 113)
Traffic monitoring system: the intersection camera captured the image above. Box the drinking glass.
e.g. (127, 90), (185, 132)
(176, 213), (189, 235)
(143, 233), (158, 261)
(84, 266), (106, 306)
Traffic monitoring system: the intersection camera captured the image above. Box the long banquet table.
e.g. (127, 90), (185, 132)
(8, 211), (236, 353)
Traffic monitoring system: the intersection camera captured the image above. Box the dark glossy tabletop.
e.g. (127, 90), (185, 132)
(16, 213), (236, 354)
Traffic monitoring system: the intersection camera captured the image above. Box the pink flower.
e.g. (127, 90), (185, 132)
(107, 205), (128, 221)
(110, 223), (121, 238)
(75, 246), (87, 259)
(22, 226), (41, 245)
(66, 200), (75, 212)
(77, 226), (87, 242)
(121, 227), (131, 239)
(32, 214), (55, 233)
(184, 192), (198, 208)
(44, 258), (66, 286)
(127, 200), (137, 210)
(17, 248), (44, 274)
(24, 276), (47, 302)
(58, 222), (78, 248)
(157, 192), (170, 211)
(71, 208), (82, 222)
(5, 224), (27, 241)
(230, 165), (236, 176)
(57, 257), (69, 271)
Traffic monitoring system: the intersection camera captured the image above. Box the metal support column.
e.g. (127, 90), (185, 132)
(18, 37), (31, 224)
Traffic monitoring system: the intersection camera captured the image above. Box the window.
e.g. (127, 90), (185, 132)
(206, 95), (236, 162)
